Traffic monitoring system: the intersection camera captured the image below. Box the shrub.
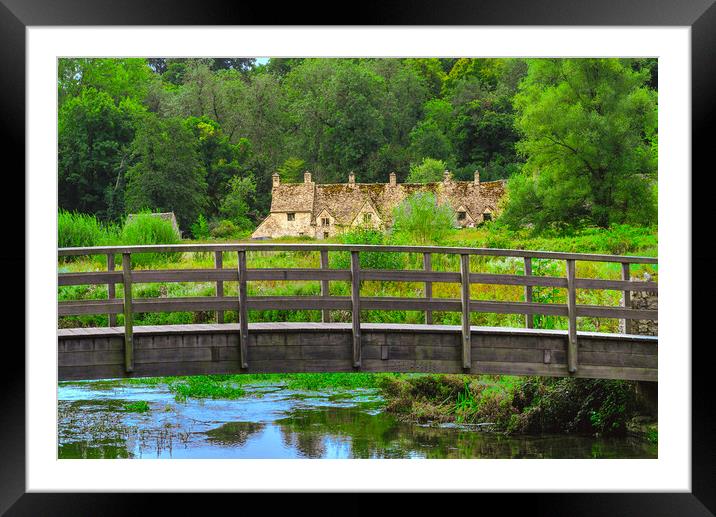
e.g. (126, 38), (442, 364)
(210, 219), (247, 240)
(332, 228), (406, 270)
(392, 191), (455, 245)
(119, 211), (182, 266)
(190, 214), (210, 240)
(407, 157), (447, 183)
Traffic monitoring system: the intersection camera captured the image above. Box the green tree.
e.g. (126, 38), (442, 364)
(407, 158), (447, 183)
(219, 175), (257, 229)
(284, 60), (385, 182)
(124, 115), (208, 229)
(504, 59), (657, 230)
(58, 88), (143, 220)
(391, 192), (455, 245)
(184, 116), (252, 217)
(58, 58), (153, 108)
(276, 157), (305, 183)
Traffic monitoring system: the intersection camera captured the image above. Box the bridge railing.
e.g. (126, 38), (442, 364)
(58, 243), (658, 375)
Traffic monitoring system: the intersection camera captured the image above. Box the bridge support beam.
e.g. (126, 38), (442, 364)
(351, 251), (361, 368)
(566, 259), (578, 373)
(215, 251), (224, 324)
(237, 250), (249, 369)
(107, 253), (117, 327)
(121, 253), (134, 373)
(423, 252), (433, 325)
(524, 257), (533, 329)
(320, 250), (331, 323)
(460, 254), (471, 370)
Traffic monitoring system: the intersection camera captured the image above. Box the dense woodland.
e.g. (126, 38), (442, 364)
(58, 57), (658, 235)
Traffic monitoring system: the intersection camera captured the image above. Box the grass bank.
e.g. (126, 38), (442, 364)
(377, 373), (656, 440)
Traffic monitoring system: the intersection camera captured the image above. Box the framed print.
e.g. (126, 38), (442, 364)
(3, 0), (714, 514)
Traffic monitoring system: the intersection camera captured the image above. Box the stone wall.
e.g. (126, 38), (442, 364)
(618, 271), (658, 420)
(618, 271), (658, 336)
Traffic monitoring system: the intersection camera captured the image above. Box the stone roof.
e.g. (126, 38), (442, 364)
(269, 183), (316, 213)
(270, 175), (506, 227)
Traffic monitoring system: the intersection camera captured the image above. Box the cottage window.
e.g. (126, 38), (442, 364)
(322, 217), (330, 226)
(483, 212), (492, 222)
(363, 213), (372, 223)
(323, 231), (329, 239)
(457, 211), (466, 221)
(287, 213), (295, 221)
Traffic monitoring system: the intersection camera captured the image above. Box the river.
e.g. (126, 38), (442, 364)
(58, 380), (657, 459)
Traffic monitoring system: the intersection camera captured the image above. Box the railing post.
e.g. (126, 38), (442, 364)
(121, 253), (134, 373)
(621, 262), (632, 335)
(215, 250), (224, 324)
(460, 254), (471, 370)
(566, 259), (578, 374)
(423, 252), (433, 324)
(350, 251), (361, 368)
(320, 250), (330, 323)
(237, 250), (249, 369)
(524, 257), (533, 329)
(107, 253), (117, 327)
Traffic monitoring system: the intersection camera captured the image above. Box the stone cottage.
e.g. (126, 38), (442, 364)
(251, 170), (506, 240)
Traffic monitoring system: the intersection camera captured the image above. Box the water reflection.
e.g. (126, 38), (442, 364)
(58, 382), (657, 460)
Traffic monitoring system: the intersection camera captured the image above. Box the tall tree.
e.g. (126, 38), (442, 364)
(124, 115), (208, 229)
(58, 88), (143, 220)
(503, 58), (657, 230)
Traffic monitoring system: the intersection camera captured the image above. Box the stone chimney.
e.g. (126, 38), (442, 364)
(272, 172), (280, 188)
(443, 170), (451, 183)
(348, 172), (355, 186)
(304, 171), (312, 184)
(474, 169), (480, 185)
(389, 172), (397, 186)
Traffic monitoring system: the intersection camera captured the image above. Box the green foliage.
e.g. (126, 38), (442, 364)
(379, 374), (644, 437)
(210, 219), (247, 239)
(184, 116), (253, 218)
(406, 158), (447, 183)
(391, 192), (455, 245)
(333, 228), (406, 270)
(513, 378), (638, 435)
(505, 58), (657, 230)
(57, 57), (657, 237)
(168, 376), (246, 402)
(125, 115), (208, 229)
(58, 58), (154, 108)
(276, 157), (305, 183)
(190, 214), (210, 239)
(219, 175), (256, 229)
(119, 211), (181, 266)
(123, 400), (150, 412)
(58, 88), (144, 221)
(58, 210), (117, 249)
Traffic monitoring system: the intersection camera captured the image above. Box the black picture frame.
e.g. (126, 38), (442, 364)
(3, 0), (713, 514)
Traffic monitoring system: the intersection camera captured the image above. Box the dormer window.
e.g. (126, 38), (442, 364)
(483, 212), (492, 222)
(322, 217), (330, 226)
(363, 213), (372, 223)
(457, 211), (466, 221)
(287, 213), (295, 221)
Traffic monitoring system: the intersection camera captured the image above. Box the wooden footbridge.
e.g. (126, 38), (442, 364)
(57, 244), (658, 382)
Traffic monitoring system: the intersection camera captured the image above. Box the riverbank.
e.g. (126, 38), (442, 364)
(376, 373), (657, 442)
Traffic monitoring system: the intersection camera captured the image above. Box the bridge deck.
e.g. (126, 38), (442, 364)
(58, 323), (657, 382)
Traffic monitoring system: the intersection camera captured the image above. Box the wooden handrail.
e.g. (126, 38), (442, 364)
(58, 244), (658, 374)
(57, 243), (658, 264)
